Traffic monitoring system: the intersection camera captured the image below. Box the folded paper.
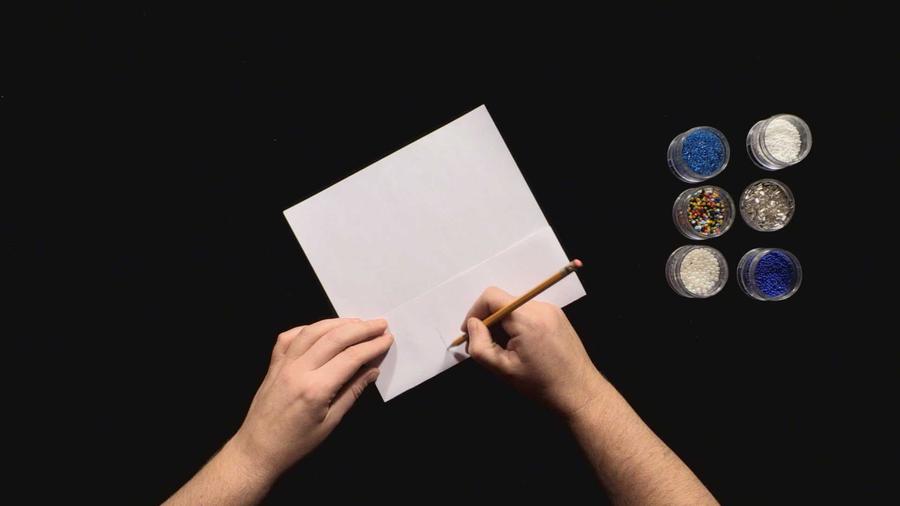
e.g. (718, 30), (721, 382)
(284, 106), (585, 400)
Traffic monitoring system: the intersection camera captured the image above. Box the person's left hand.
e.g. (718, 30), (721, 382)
(229, 318), (393, 478)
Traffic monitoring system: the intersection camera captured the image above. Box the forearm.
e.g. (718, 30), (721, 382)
(164, 436), (277, 506)
(566, 374), (717, 506)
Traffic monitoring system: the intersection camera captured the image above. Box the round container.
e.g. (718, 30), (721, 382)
(739, 178), (796, 232)
(746, 114), (812, 170)
(667, 126), (730, 182)
(666, 245), (728, 298)
(736, 248), (803, 301)
(672, 186), (735, 240)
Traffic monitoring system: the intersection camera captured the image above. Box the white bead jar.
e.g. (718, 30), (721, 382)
(746, 114), (812, 170)
(666, 245), (728, 298)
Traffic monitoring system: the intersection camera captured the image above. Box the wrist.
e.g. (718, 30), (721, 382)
(560, 368), (611, 424)
(219, 434), (280, 492)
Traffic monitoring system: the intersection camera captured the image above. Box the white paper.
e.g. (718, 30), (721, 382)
(284, 105), (585, 400)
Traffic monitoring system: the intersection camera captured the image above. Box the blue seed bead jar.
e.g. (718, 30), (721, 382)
(668, 126), (730, 183)
(737, 248), (803, 301)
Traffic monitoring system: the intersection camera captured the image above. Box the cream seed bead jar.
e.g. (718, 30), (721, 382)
(666, 245), (728, 298)
(746, 114), (812, 170)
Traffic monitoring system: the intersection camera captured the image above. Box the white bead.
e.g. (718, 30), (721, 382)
(680, 248), (720, 296)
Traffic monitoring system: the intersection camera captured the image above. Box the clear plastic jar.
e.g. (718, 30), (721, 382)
(666, 245), (728, 298)
(746, 114), (812, 170)
(739, 178), (796, 232)
(672, 186), (735, 240)
(736, 248), (803, 301)
(667, 126), (730, 182)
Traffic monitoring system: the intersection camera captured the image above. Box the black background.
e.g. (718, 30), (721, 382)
(7, 6), (897, 504)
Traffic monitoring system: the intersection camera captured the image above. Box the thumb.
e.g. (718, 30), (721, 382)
(466, 317), (508, 373)
(329, 366), (379, 422)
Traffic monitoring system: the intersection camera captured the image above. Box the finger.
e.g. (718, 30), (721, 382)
(459, 286), (516, 332)
(327, 366), (380, 424)
(272, 325), (306, 365)
(316, 333), (393, 390)
(466, 317), (513, 374)
(301, 319), (388, 369)
(285, 318), (359, 359)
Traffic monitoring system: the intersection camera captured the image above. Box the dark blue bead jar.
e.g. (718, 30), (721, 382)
(737, 248), (803, 301)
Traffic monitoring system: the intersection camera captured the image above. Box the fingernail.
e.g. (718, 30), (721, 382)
(467, 317), (478, 333)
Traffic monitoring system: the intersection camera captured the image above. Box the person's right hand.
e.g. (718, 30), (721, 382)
(461, 287), (602, 418)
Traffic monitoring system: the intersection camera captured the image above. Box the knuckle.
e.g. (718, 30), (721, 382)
(349, 320), (364, 329)
(276, 329), (295, 344)
(324, 329), (351, 348)
(343, 346), (365, 364)
(329, 319), (354, 332)
(529, 302), (560, 325)
(297, 377), (327, 404)
(484, 286), (502, 298)
(532, 300), (555, 314)
(278, 325), (306, 346)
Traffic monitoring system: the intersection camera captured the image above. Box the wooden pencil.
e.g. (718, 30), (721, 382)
(448, 259), (583, 348)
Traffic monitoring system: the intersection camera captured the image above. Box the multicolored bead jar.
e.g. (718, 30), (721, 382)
(672, 186), (735, 240)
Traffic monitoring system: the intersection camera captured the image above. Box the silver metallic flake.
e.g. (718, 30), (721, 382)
(740, 180), (795, 231)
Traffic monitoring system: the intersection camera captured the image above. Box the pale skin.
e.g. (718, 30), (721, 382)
(164, 318), (393, 505)
(166, 288), (717, 505)
(463, 287), (718, 506)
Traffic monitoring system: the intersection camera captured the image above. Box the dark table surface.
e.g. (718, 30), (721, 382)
(7, 7), (897, 504)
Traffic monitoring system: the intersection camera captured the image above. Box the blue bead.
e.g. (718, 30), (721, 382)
(682, 129), (725, 176)
(754, 251), (796, 298)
